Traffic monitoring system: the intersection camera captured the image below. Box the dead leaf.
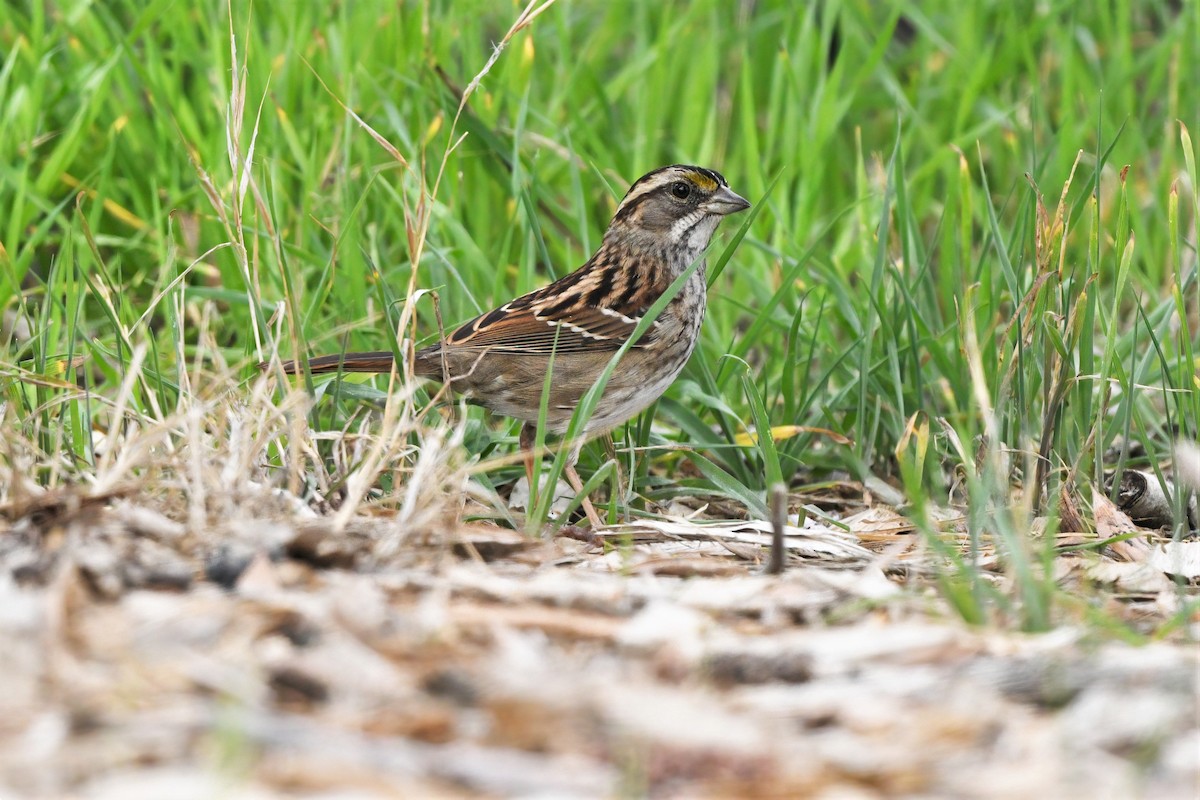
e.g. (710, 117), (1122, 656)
(1149, 542), (1200, 579)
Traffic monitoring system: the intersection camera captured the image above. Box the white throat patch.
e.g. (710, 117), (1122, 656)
(669, 212), (719, 258)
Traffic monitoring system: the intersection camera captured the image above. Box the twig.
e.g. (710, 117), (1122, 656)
(766, 483), (787, 575)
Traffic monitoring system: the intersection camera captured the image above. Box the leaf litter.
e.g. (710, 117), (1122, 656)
(0, 392), (1197, 799)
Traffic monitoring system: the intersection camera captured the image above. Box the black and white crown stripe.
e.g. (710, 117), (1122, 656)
(614, 165), (729, 217)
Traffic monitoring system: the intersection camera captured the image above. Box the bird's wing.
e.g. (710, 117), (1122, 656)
(443, 264), (668, 355)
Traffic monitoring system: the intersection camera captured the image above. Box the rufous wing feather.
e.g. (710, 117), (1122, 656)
(440, 266), (669, 355)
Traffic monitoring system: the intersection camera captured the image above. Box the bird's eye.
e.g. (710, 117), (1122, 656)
(670, 181), (691, 199)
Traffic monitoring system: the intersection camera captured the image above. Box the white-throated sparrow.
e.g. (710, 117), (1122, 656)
(276, 164), (750, 525)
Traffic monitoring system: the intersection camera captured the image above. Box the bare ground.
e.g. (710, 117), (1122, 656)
(0, 479), (1196, 799)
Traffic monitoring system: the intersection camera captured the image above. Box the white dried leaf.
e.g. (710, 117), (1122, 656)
(508, 474), (573, 519)
(1149, 541), (1200, 579)
(1085, 561), (1173, 594)
(617, 517), (871, 562)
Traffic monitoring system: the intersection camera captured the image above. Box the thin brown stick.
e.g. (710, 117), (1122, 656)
(766, 483), (787, 575)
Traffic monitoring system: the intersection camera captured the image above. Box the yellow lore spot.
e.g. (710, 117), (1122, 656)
(688, 172), (719, 192)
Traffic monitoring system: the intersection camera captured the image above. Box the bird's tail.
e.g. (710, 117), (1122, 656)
(268, 351), (397, 375)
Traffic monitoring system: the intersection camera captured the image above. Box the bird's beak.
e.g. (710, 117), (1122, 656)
(704, 185), (752, 216)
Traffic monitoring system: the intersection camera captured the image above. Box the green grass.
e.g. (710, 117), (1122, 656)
(2, 0), (1197, 633)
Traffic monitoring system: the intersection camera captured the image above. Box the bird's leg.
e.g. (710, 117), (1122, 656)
(564, 463), (605, 529)
(520, 425), (603, 528)
(599, 432), (628, 511)
(564, 439), (604, 529)
(519, 423), (538, 504)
